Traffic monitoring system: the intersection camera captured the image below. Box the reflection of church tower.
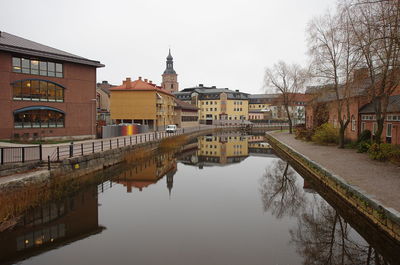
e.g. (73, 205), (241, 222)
(166, 169), (176, 197)
(162, 49), (179, 93)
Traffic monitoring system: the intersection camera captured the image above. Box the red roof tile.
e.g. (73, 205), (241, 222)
(110, 77), (173, 96)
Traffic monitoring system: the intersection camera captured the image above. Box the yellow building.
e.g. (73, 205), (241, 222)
(197, 134), (248, 165)
(174, 84), (249, 125)
(110, 77), (175, 130)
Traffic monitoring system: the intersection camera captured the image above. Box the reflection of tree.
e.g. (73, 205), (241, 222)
(259, 159), (306, 218)
(290, 198), (389, 265)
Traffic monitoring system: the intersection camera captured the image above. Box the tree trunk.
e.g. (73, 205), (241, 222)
(285, 104), (293, 134)
(339, 125), (346, 148)
(375, 117), (385, 144)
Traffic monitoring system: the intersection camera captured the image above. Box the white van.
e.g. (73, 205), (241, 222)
(166, 124), (177, 133)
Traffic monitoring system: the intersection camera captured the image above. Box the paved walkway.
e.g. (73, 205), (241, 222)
(271, 131), (400, 213)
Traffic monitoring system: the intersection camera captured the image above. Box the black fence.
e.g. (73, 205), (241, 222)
(0, 145), (42, 165)
(49, 130), (188, 162)
(48, 124), (288, 162)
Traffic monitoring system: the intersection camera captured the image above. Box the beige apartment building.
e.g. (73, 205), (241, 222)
(174, 84), (249, 125)
(110, 77), (175, 130)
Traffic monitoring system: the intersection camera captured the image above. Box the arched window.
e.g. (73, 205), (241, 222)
(14, 106), (65, 128)
(12, 79), (65, 102)
(351, 115), (356, 131)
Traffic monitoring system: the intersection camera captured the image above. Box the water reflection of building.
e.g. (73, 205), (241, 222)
(114, 152), (177, 193)
(197, 134), (249, 166)
(0, 186), (104, 264)
(177, 134), (276, 167)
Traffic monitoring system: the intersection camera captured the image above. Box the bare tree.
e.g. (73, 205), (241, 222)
(343, 0), (400, 143)
(264, 61), (307, 134)
(307, 9), (361, 148)
(290, 198), (387, 265)
(259, 159), (306, 218)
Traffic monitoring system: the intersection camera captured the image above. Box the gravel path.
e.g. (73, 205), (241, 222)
(271, 132), (400, 213)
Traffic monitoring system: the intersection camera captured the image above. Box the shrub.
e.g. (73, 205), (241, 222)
(295, 125), (314, 141)
(368, 143), (393, 161)
(389, 145), (400, 165)
(357, 141), (371, 153)
(311, 123), (339, 145)
(358, 130), (372, 143)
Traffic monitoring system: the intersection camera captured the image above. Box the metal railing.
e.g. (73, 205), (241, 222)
(48, 128), (204, 162)
(47, 123), (288, 162)
(0, 145), (42, 165)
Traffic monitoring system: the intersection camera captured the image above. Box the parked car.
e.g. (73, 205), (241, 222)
(166, 124), (177, 133)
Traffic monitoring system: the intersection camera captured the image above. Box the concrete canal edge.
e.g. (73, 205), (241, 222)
(265, 132), (400, 242)
(49, 129), (214, 179)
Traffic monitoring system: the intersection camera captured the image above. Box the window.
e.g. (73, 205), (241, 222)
(387, 124), (392, 137)
(12, 57), (63, 78)
(13, 79), (64, 102)
(361, 122), (365, 132)
(372, 122), (377, 135)
(351, 115), (356, 131)
(14, 106), (65, 128)
(182, 116), (198, 122)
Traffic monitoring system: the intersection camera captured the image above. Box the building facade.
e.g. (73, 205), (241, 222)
(161, 49), (179, 94)
(359, 95), (400, 145)
(0, 31), (104, 140)
(174, 84), (249, 125)
(96, 80), (114, 125)
(305, 69), (400, 143)
(110, 77), (175, 130)
(173, 98), (199, 128)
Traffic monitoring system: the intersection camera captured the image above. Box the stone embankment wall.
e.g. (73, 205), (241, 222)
(49, 129), (213, 179)
(266, 133), (400, 242)
(0, 126), (286, 190)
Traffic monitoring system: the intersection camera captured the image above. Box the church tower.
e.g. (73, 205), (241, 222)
(162, 49), (179, 93)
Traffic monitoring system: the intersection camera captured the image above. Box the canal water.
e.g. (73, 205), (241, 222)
(0, 133), (397, 265)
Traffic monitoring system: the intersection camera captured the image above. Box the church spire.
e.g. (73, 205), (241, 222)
(161, 49), (179, 93)
(164, 49), (176, 74)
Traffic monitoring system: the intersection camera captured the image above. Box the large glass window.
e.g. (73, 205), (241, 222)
(14, 107), (65, 128)
(13, 79), (65, 102)
(12, 57), (21, 72)
(12, 57), (63, 78)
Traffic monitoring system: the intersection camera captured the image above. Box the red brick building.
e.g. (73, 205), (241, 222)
(359, 95), (400, 145)
(0, 31), (104, 140)
(305, 69), (400, 144)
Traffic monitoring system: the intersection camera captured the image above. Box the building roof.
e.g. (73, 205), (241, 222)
(96, 80), (115, 95)
(174, 85), (249, 100)
(110, 77), (173, 96)
(248, 94), (280, 99)
(0, 31), (104, 67)
(359, 94), (400, 114)
(174, 98), (198, 110)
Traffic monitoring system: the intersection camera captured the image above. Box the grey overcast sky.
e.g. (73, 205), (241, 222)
(1, 0), (335, 94)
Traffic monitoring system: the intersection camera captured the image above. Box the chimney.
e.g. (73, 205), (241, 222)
(235, 89), (239, 92)
(123, 77), (132, 88)
(149, 80), (152, 84)
(102, 80), (108, 84)
(144, 78), (148, 83)
(211, 86), (216, 88)
(199, 84), (204, 87)
(138, 76), (142, 81)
